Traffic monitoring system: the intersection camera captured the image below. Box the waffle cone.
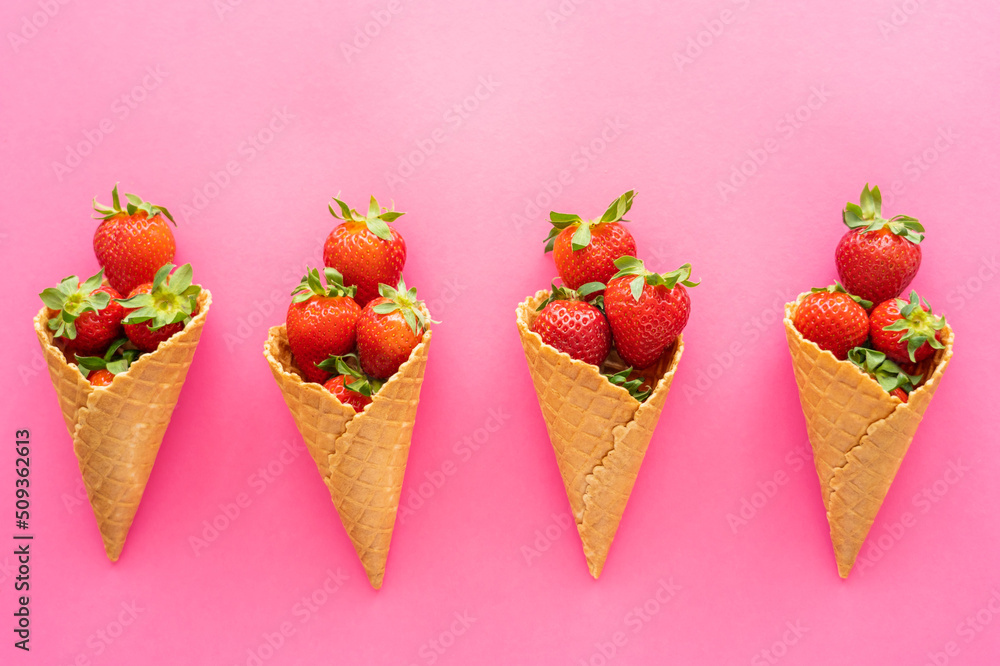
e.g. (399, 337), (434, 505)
(34, 290), (212, 561)
(516, 291), (684, 578)
(783, 293), (953, 578)
(263, 324), (430, 589)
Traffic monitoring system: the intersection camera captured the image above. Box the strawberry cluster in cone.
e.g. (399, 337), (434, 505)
(785, 184), (953, 577)
(518, 191), (697, 577)
(35, 185), (210, 560)
(264, 195), (432, 589)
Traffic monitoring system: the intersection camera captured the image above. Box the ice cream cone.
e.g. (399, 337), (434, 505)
(516, 290), (684, 578)
(783, 292), (954, 577)
(263, 324), (430, 589)
(34, 290), (212, 561)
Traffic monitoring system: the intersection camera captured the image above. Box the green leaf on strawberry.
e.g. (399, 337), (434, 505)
(40, 269), (113, 340)
(93, 182), (176, 225)
(291, 267), (357, 304)
(848, 347), (922, 395)
(610, 256), (699, 302)
(810, 282), (873, 310)
(328, 194), (404, 242)
(75, 337), (141, 378)
(843, 183), (923, 244)
(535, 281), (607, 312)
(316, 353), (383, 397)
(118, 263), (201, 330)
(604, 366), (652, 402)
(544, 190), (636, 252)
(880, 290), (947, 361)
(371, 278), (437, 335)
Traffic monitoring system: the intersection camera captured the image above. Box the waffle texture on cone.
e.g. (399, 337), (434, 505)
(784, 292), (953, 578)
(34, 290), (212, 561)
(264, 324), (430, 589)
(516, 290), (683, 578)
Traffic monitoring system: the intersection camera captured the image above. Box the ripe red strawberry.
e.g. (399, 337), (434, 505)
(603, 257), (698, 369)
(285, 267), (361, 383)
(75, 337), (140, 385)
(835, 183), (923, 306)
(531, 283), (610, 366)
(89, 369), (115, 386)
(792, 283), (871, 360)
(40, 269), (125, 356)
(93, 183), (177, 295)
(323, 375), (372, 411)
(317, 353), (381, 412)
(847, 347), (922, 401)
(869, 291), (946, 364)
(323, 195), (406, 306)
(119, 263), (202, 352)
(545, 190), (637, 290)
(356, 279), (432, 379)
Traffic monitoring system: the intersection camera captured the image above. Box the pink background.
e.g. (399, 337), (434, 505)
(3, 0), (1000, 663)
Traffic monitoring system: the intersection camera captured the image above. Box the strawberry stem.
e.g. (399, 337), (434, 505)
(843, 183), (922, 243)
(93, 183), (176, 225)
(328, 194), (404, 242)
(544, 190), (636, 252)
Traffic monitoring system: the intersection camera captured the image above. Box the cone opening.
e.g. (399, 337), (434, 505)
(516, 290), (682, 404)
(784, 292), (953, 405)
(35, 289), (213, 389)
(264, 324), (431, 418)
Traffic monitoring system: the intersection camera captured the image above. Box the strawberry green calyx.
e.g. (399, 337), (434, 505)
(118, 263), (201, 330)
(843, 183), (922, 244)
(604, 367), (652, 402)
(535, 281), (605, 311)
(372, 278), (437, 335)
(291, 267), (357, 303)
(810, 282), (873, 309)
(75, 337), (140, 378)
(544, 190), (636, 253)
(316, 353), (383, 396)
(93, 183), (176, 225)
(40, 269), (112, 340)
(882, 290), (947, 361)
(848, 347), (922, 396)
(329, 194), (404, 242)
(611, 256), (699, 302)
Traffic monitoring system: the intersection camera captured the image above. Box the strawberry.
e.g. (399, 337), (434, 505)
(323, 195), (406, 306)
(285, 267), (361, 383)
(88, 369), (115, 387)
(848, 347), (922, 400)
(836, 183), (923, 306)
(545, 190), (638, 290)
(531, 282), (610, 366)
(93, 183), (177, 295)
(792, 283), (871, 360)
(889, 387), (909, 402)
(356, 279), (432, 380)
(869, 291), (946, 364)
(119, 263), (201, 352)
(75, 337), (141, 385)
(603, 257), (698, 370)
(317, 353), (381, 412)
(604, 366), (653, 402)
(39, 269), (125, 357)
